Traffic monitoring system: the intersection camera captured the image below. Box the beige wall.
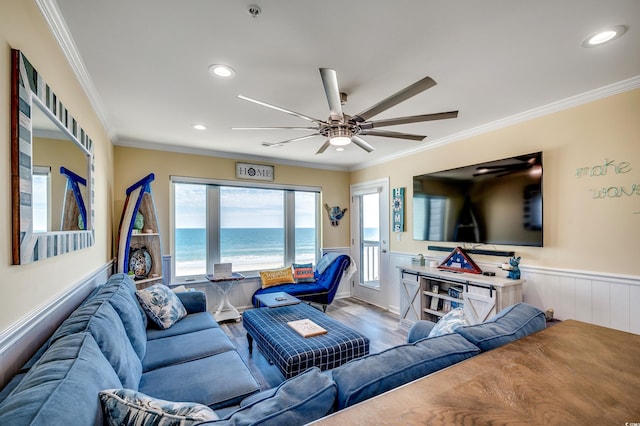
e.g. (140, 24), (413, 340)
(352, 89), (640, 276)
(0, 1), (114, 331)
(113, 147), (351, 262)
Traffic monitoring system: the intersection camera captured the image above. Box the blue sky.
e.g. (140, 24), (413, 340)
(175, 184), (316, 228)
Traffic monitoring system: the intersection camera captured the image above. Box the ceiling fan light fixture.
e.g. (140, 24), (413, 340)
(330, 136), (351, 146)
(209, 64), (235, 78)
(581, 25), (627, 47)
(328, 127), (352, 146)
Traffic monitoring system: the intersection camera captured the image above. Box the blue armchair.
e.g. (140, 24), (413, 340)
(252, 254), (351, 312)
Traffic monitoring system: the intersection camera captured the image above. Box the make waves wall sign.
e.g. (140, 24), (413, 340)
(236, 162), (274, 181)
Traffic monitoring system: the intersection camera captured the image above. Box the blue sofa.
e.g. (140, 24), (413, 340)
(0, 274), (261, 425)
(252, 253), (351, 312)
(0, 270), (546, 425)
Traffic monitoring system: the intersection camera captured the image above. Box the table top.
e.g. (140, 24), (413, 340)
(205, 272), (245, 282)
(254, 291), (301, 308)
(399, 264), (524, 287)
(312, 320), (640, 425)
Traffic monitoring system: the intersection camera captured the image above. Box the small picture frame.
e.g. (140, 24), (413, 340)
(431, 284), (440, 294)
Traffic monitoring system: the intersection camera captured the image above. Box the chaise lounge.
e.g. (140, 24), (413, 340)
(252, 253), (352, 312)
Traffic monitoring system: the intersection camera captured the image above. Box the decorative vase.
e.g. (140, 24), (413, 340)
(133, 212), (144, 230)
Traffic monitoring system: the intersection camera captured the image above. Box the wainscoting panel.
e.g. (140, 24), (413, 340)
(390, 252), (639, 334)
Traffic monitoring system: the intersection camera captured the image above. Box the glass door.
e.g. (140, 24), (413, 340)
(350, 178), (389, 308)
(360, 192), (381, 288)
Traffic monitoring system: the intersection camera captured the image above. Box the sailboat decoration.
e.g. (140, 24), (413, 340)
(59, 167), (87, 231)
(116, 173), (163, 287)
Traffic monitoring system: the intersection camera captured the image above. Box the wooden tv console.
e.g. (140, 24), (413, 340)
(398, 265), (524, 325)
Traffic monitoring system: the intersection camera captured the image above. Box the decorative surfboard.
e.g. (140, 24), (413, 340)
(115, 173), (163, 288)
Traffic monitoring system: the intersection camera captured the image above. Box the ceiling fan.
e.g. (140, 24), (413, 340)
(234, 68), (459, 154)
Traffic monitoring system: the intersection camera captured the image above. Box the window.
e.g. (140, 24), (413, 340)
(172, 178), (320, 280)
(32, 166), (51, 232)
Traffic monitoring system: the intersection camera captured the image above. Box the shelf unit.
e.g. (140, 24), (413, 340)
(398, 265), (523, 325)
(116, 174), (163, 288)
(421, 278), (464, 321)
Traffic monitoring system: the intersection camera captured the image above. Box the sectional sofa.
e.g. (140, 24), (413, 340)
(0, 272), (546, 426)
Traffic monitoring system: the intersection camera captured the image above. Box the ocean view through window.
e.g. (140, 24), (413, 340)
(173, 178), (319, 279)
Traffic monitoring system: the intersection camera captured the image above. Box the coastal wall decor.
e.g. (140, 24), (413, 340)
(236, 162), (274, 181)
(392, 187), (405, 232)
(324, 203), (347, 227)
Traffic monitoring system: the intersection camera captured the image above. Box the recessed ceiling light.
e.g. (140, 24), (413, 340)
(335, 147), (345, 152)
(582, 25), (627, 48)
(192, 124), (207, 130)
(208, 64), (235, 78)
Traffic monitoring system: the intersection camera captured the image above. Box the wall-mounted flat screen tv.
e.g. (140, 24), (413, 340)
(413, 152), (543, 247)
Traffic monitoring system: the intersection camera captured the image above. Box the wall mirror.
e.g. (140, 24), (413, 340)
(11, 49), (94, 264)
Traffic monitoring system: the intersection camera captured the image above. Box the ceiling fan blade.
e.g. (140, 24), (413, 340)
(316, 140), (331, 154)
(232, 126), (318, 130)
(353, 76), (437, 122)
(237, 95), (325, 124)
(351, 135), (375, 153)
(262, 133), (320, 147)
(360, 129), (426, 141)
(319, 68), (344, 122)
(361, 111), (459, 129)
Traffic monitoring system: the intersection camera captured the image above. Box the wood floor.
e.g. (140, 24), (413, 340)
(219, 298), (410, 389)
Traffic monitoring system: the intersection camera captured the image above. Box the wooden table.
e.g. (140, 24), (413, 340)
(311, 320), (640, 425)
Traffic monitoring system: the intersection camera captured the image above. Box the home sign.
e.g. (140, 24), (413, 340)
(236, 162), (274, 181)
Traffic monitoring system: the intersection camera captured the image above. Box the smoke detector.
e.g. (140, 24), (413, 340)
(247, 5), (261, 18)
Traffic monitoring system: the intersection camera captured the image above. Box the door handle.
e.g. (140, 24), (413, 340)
(382, 249), (387, 253)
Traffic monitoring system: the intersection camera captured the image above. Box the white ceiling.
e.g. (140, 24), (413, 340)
(49, 0), (640, 170)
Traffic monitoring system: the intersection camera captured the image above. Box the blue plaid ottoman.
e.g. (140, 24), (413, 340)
(242, 302), (370, 379)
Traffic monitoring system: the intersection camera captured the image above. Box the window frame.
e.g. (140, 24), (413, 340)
(170, 176), (321, 283)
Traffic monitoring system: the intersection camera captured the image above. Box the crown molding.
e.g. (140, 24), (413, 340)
(114, 138), (351, 172)
(353, 75), (640, 171)
(36, 0), (115, 139)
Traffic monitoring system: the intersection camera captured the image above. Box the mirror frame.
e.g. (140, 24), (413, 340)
(11, 49), (95, 265)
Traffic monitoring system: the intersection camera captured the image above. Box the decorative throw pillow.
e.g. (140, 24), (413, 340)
(293, 263), (315, 283)
(136, 284), (187, 329)
(99, 389), (218, 425)
(428, 308), (469, 338)
(259, 266), (295, 289)
(315, 254), (334, 275)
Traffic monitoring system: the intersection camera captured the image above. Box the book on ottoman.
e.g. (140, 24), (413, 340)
(287, 319), (327, 337)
